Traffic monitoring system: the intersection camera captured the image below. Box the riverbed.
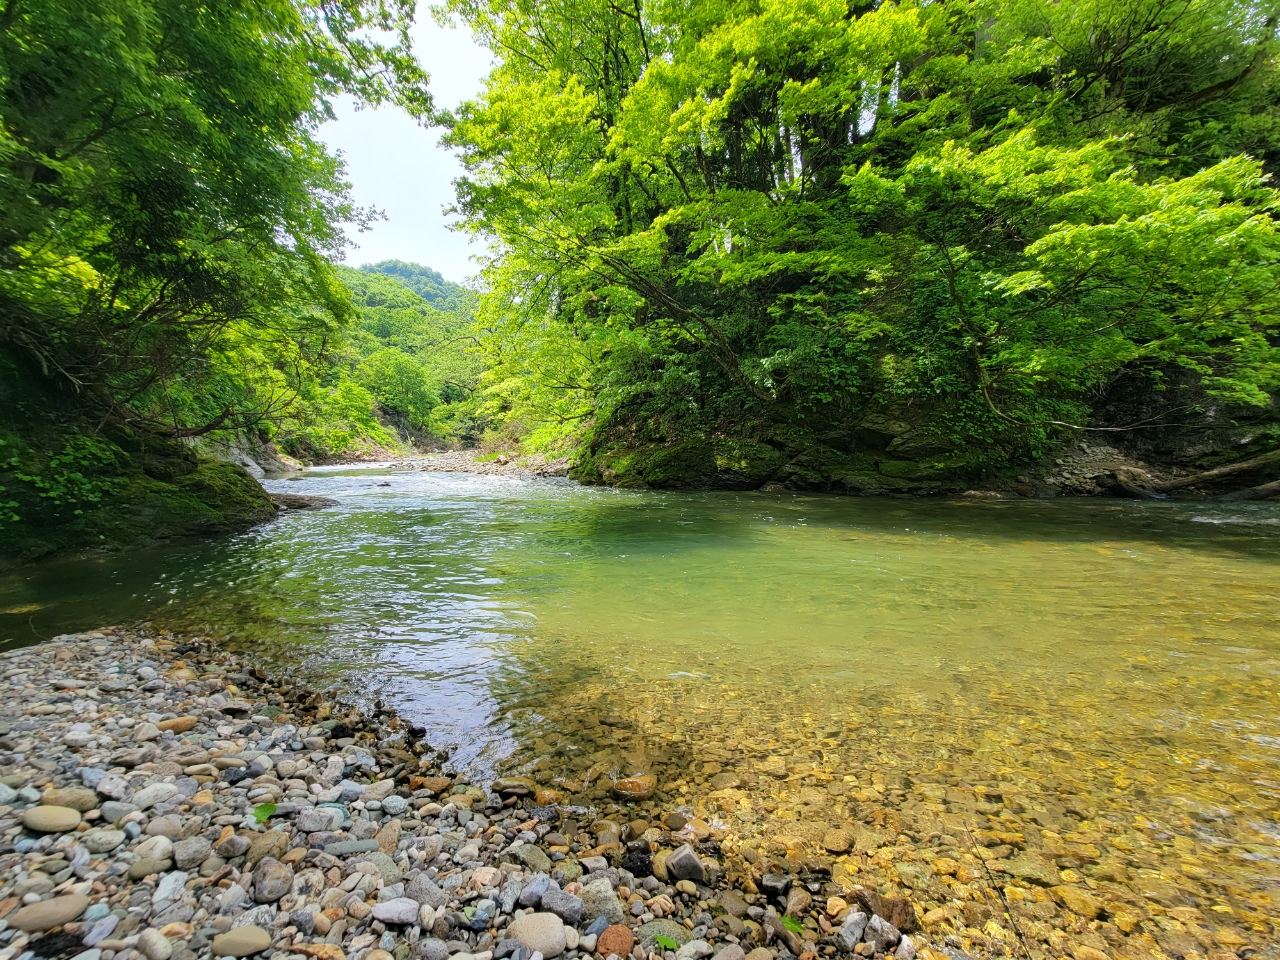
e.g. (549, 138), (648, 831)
(2, 467), (1279, 955)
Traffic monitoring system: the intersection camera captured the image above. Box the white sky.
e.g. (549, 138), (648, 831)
(319, 17), (493, 285)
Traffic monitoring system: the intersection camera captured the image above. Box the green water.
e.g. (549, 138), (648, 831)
(2, 467), (1279, 952)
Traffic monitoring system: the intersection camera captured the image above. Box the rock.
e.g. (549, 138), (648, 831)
(95, 773), (131, 800)
(129, 857), (174, 880)
(784, 887), (811, 917)
(744, 951), (772, 960)
(718, 890), (749, 918)
(580, 877), (625, 925)
(492, 777), (537, 796)
(596, 925), (634, 959)
(21, 805), (82, 832)
(708, 772), (740, 791)
(157, 716), (198, 733)
(373, 898), (421, 925)
(611, 775), (656, 800)
(133, 783), (179, 810)
(407, 874), (449, 909)
(133, 722), (162, 742)
(415, 776), (453, 796)
(297, 808), (335, 833)
(416, 939), (449, 960)
(153, 870), (189, 904)
(1051, 884), (1102, 919)
(896, 936), (917, 960)
(821, 828), (853, 854)
(759, 874), (790, 898)
(10, 894), (90, 931)
(541, 889), (584, 925)
(636, 919), (693, 948)
(836, 913), (869, 952)
(507, 912), (567, 958)
(83, 828), (126, 853)
(863, 915), (900, 952)
(42, 787), (99, 811)
(252, 857), (293, 902)
(383, 795), (408, 815)
(676, 942), (713, 960)
(211, 925), (273, 957)
(714, 948), (745, 960)
(100, 800), (140, 822)
(664, 844), (705, 884)
(364, 779), (396, 801)
(245, 829), (288, 868)
(1004, 852), (1060, 887)
(510, 844), (552, 874)
(577, 855), (608, 874)
(322, 838), (380, 856)
(139, 928), (174, 960)
(517, 872), (552, 908)
(375, 818), (402, 854)
(763, 914), (802, 955)
(216, 834), (252, 858)
(173, 836), (213, 869)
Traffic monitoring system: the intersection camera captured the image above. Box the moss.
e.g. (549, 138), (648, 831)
(0, 350), (275, 567)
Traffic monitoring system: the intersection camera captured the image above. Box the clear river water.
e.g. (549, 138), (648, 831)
(2, 466), (1279, 955)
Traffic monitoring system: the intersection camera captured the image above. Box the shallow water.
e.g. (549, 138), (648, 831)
(3, 468), (1279, 954)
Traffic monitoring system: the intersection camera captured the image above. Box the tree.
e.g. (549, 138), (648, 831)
(444, 0), (1280, 476)
(0, 0), (430, 437)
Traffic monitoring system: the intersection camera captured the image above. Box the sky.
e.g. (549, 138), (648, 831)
(318, 17), (493, 285)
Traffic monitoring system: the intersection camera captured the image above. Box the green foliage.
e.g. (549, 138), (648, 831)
(253, 803), (278, 824)
(654, 936), (679, 950)
(265, 265), (483, 459)
(781, 917), (804, 935)
(0, 0), (428, 458)
(445, 0), (1280, 477)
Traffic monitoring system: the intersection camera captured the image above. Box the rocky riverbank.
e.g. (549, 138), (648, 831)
(0, 629), (929, 960)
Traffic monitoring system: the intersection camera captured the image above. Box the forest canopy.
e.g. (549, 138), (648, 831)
(445, 0), (1280, 482)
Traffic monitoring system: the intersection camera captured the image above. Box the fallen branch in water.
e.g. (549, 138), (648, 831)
(1154, 449), (1280, 492)
(966, 823), (1035, 960)
(1218, 477), (1280, 501)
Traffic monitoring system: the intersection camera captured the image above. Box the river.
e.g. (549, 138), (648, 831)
(2, 466), (1279, 949)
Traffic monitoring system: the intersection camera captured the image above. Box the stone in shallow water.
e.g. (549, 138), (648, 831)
(611, 775), (656, 800)
(1003, 852), (1060, 887)
(862, 915), (900, 952)
(664, 844), (705, 884)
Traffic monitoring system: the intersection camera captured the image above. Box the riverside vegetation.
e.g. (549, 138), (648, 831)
(5, 0), (1280, 562)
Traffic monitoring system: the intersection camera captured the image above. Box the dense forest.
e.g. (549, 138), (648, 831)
(445, 0), (1280, 490)
(3, 0), (1280, 562)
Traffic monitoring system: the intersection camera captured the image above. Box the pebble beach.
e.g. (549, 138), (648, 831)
(0, 629), (926, 960)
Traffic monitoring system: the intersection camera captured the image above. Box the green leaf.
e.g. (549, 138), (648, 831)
(654, 936), (679, 950)
(782, 916), (804, 935)
(253, 803), (277, 824)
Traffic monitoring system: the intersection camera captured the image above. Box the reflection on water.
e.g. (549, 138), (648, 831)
(2, 468), (1279, 952)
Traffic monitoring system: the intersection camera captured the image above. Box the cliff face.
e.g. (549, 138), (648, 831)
(0, 350), (276, 568)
